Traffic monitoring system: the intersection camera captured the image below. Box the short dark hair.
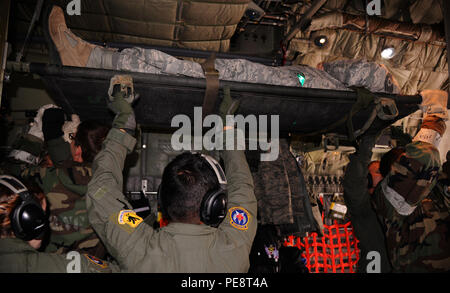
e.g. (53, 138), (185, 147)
(74, 120), (110, 163)
(379, 147), (405, 178)
(159, 152), (219, 223)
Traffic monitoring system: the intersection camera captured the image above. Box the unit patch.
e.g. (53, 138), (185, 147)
(229, 207), (250, 230)
(118, 209), (143, 228)
(84, 254), (108, 269)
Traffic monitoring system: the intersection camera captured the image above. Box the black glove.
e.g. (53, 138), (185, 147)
(42, 108), (66, 141)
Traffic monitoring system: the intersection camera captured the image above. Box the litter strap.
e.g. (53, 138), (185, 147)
(201, 53), (220, 118)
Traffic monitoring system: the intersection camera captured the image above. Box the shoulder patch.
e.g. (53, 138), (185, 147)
(92, 187), (108, 200)
(84, 254), (108, 269)
(229, 207), (250, 231)
(118, 209), (143, 228)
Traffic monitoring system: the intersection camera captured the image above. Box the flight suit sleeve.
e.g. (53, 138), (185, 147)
(26, 251), (118, 273)
(218, 135), (257, 252)
(86, 128), (155, 270)
(343, 135), (391, 272)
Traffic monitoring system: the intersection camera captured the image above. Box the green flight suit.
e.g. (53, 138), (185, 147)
(0, 238), (118, 273)
(343, 135), (392, 273)
(86, 128), (258, 273)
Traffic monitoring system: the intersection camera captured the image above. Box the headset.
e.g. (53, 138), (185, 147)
(0, 175), (48, 241)
(158, 153), (228, 228)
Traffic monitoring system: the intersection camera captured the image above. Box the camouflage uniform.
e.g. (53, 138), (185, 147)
(322, 59), (401, 94)
(1, 134), (106, 259)
(93, 47), (395, 93)
(44, 160), (107, 259)
(252, 139), (318, 237)
(372, 141), (450, 272)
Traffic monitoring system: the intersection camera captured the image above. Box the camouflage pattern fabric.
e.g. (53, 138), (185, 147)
(388, 141), (441, 207)
(1, 132), (105, 258)
(322, 59), (401, 94)
(252, 139), (317, 237)
(1, 159), (106, 258)
(44, 160), (106, 259)
(115, 47), (203, 77)
(372, 141), (450, 272)
(111, 47), (395, 93)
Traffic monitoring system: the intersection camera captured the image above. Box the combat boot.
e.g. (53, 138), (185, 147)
(48, 5), (97, 67)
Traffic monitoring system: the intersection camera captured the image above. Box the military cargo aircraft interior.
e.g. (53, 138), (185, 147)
(0, 0), (449, 278)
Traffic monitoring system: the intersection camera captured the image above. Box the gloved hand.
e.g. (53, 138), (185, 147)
(62, 114), (81, 143)
(357, 134), (377, 161)
(420, 89), (448, 120)
(28, 104), (61, 141)
(413, 90), (448, 147)
(219, 86), (240, 127)
(107, 75), (137, 134)
(108, 75), (139, 103)
(42, 107), (66, 141)
(412, 115), (446, 147)
(217, 86), (245, 151)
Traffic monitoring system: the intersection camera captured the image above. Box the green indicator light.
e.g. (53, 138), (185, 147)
(297, 73), (305, 86)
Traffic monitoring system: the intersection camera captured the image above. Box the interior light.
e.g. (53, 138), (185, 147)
(314, 36), (328, 47)
(381, 47), (396, 59)
(297, 73), (305, 86)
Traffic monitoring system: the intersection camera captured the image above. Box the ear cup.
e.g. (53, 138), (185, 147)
(157, 184), (168, 220)
(10, 197), (47, 241)
(200, 190), (228, 227)
(158, 153), (228, 227)
(0, 175), (48, 240)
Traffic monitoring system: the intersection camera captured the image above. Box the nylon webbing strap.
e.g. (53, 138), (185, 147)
(201, 53), (220, 118)
(346, 87), (375, 142)
(299, 87), (375, 140)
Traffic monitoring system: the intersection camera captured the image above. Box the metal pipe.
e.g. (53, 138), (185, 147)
(263, 15), (287, 21)
(16, 0), (45, 62)
(282, 0), (327, 46)
(11, 36), (285, 66)
(90, 42), (283, 66)
(19, 62), (422, 105)
(247, 20), (284, 27)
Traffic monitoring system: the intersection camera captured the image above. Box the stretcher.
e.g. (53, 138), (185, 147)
(11, 59), (421, 138)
